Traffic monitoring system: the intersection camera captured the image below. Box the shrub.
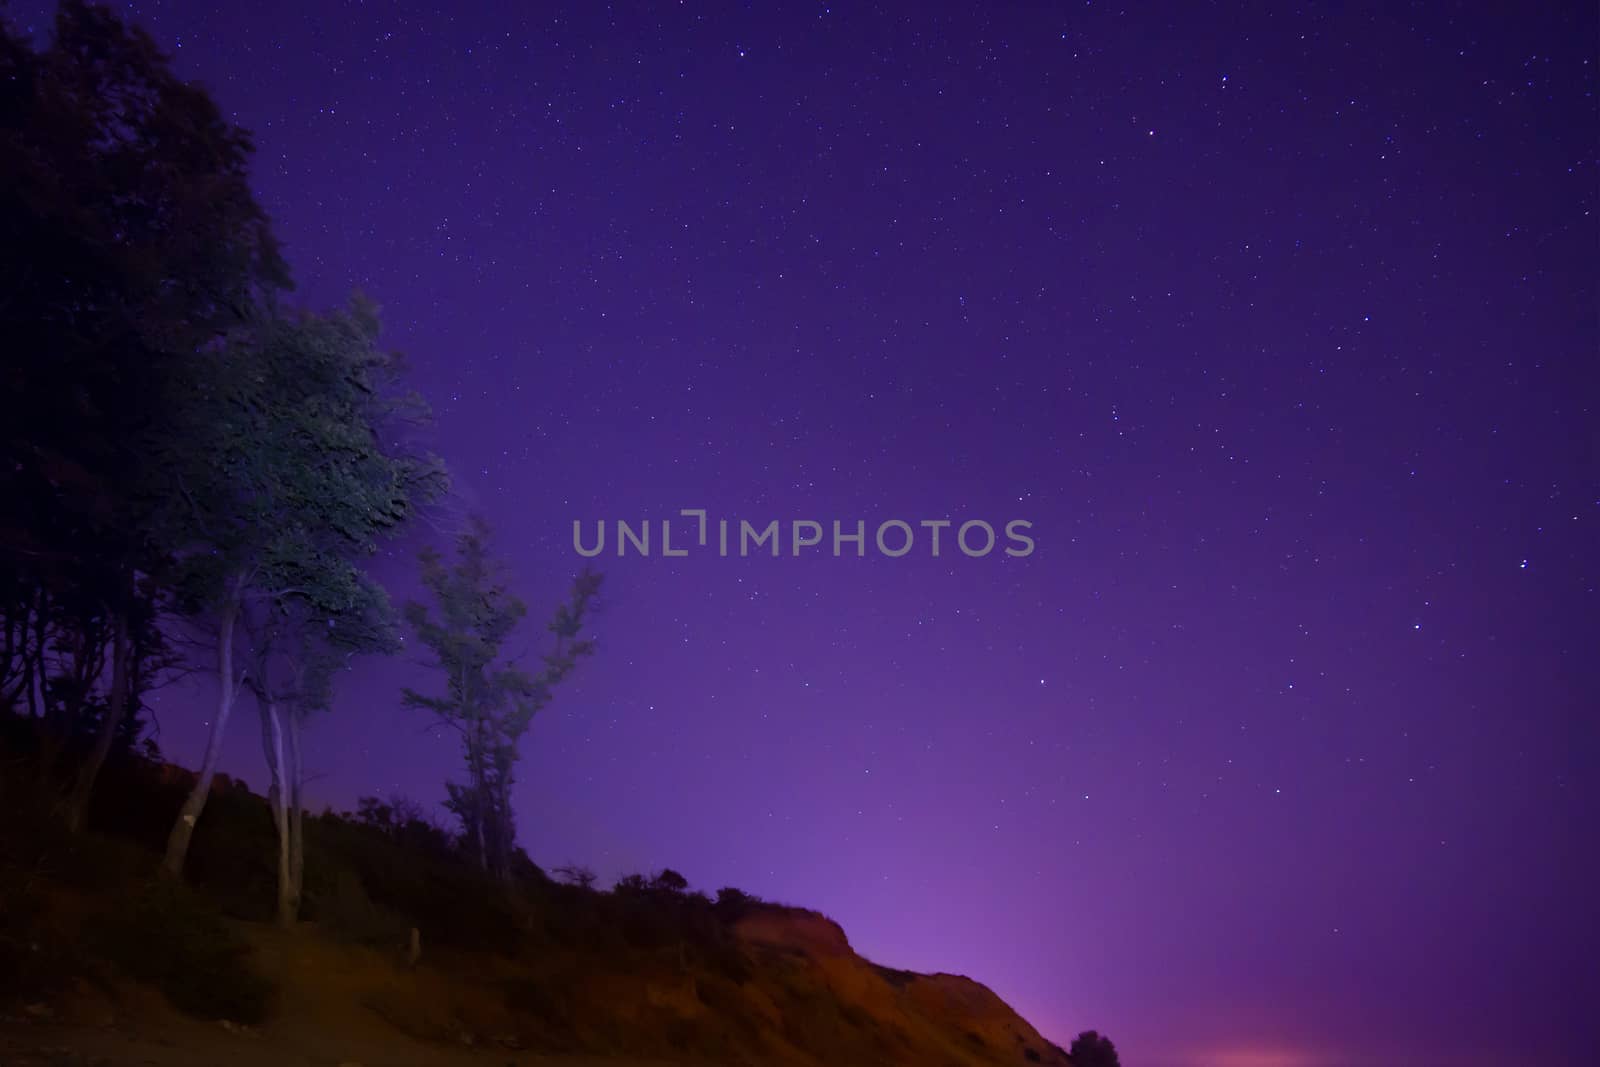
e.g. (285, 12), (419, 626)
(314, 869), (412, 949)
(613, 872), (649, 894)
(872, 963), (917, 989)
(713, 885), (762, 921)
(1069, 1030), (1121, 1067)
(351, 794), (458, 858)
(651, 868), (688, 893)
(86, 880), (274, 1022)
(303, 811), (519, 952)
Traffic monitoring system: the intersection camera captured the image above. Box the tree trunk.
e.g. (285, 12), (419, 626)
(466, 720), (489, 872)
(493, 772), (513, 883)
(22, 589), (42, 723)
(286, 706), (305, 918)
(28, 593), (54, 783)
(256, 689), (295, 927)
(0, 604), (23, 711)
(65, 587), (132, 832)
(162, 586), (241, 878)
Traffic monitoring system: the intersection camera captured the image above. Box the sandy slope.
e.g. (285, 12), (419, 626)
(1, 905), (1069, 1067)
(1, 921), (698, 1067)
(0, 994), (695, 1067)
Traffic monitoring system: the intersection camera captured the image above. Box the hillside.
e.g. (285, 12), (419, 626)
(0, 750), (1073, 1067)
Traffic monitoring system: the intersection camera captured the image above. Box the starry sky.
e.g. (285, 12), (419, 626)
(22, 2), (1598, 1064)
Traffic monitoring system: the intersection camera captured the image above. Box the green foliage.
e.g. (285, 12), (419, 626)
(86, 880), (274, 1022)
(155, 295), (446, 880)
(166, 299), (446, 621)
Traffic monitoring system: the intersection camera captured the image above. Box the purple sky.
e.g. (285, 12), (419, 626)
(23, 2), (1598, 1064)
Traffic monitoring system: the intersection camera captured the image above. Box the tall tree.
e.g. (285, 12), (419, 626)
(402, 522), (601, 881)
(246, 585), (393, 925)
(1, 1), (290, 821)
(159, 299), (445, 878)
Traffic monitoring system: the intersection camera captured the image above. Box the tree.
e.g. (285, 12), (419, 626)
(553, 865), (599, 890)
(402, 521), (600, 881)
(158, 300), (445, 878)
(1068, 1030), (1121, 1067)
(245, 585), (395, 926)
(651, 868), (689, 894)
(1, 1), (290, 826)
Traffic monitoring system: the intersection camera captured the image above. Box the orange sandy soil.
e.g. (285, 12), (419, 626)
(0, 920), (698, 1067)
(1, 894), (1069, 1067)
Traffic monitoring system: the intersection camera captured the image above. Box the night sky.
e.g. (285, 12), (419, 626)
(21, 2), (1597, 1064)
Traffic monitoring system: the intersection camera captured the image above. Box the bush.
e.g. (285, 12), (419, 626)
(1069, 1030), (1121, 1067)
(184, 786), (277, 921)
(303, 811), (520, 952)
(613, 872), (649, 895)
(872, 963), (917, 989)
(651, 868), (688, 893)
(713, 885), (762, 921)
(314, 868), (412, 949)
(86, 880), (274, 1022)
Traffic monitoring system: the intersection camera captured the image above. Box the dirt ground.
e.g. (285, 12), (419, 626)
(0, 1012), (695, 1067)
(0, 921), (706, 1067)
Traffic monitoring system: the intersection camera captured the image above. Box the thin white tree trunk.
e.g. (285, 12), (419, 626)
(256, 689), (294, 927)
(286, 705), (304, 917)
(162, 583), (242, 877)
